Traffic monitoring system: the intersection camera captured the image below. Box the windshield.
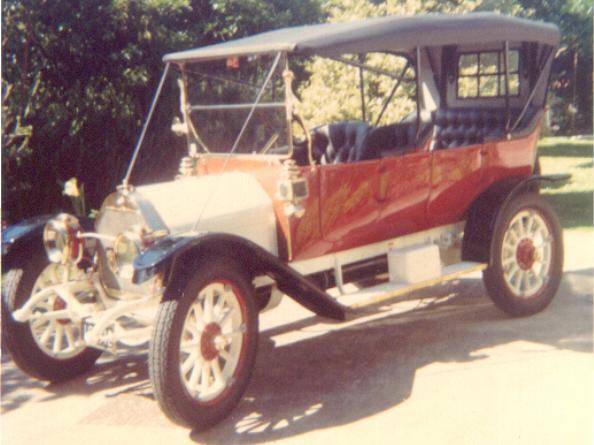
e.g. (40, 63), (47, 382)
(181, 54), (289, 155)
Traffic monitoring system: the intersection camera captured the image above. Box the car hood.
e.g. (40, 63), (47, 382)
(137, 172), (273, 232)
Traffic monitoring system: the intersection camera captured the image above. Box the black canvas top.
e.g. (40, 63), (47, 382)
(164, 12), (560, 63)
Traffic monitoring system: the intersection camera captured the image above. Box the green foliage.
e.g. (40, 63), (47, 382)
(296, 0), (482, 126)
(479, 0), (593, 133)
(539, 136), (593, 229)
(1, 0), (322, 223)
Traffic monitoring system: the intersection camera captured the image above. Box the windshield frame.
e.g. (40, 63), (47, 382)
(177, 51), (295, 160)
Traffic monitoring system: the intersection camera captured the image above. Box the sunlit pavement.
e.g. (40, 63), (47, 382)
(2, 230), (593, 445)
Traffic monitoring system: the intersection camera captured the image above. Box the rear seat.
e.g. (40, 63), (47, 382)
(432, 107), (536, 150)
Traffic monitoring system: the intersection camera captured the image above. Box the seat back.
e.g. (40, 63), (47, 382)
(311, 121), (373, 164)
(432, 107), (537, 150)
(360, 111), (433, 160)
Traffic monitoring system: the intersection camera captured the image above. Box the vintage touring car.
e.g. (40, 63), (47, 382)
(2, 13), (566, 429)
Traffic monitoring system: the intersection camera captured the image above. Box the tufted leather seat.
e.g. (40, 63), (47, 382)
(361, 110), (433, 160)
(432, 108), (535, 150)
(306, 107), (536, 164)
(311, 121), (373, 164)
(311, 115), (435, 164)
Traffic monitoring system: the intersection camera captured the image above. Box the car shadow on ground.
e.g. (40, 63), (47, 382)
(1, 269), (592, 441)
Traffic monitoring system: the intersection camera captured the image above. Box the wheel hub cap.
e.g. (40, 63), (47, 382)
(52, 297), (69, 325)
(516, 238), (536, 270)
(200, 322), (222, 361)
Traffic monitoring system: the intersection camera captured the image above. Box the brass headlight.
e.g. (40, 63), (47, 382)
(112, 232), (141, 277)
(43, 214), (82, 264)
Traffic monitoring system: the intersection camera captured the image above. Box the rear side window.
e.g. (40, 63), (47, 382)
(457, 50), (519, 99)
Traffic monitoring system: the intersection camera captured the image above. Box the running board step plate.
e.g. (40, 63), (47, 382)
(340, 261), (487, 310)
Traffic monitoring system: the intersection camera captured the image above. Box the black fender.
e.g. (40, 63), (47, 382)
(133, 233), (346, 321)
(462, 174), (570, 264)
(1, 214), (94, 268)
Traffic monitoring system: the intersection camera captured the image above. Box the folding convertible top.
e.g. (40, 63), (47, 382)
(163, 12), (560, 63)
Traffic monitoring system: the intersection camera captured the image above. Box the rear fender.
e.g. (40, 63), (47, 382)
(133, 233), (346, 321)
(462, 174), (569, 264)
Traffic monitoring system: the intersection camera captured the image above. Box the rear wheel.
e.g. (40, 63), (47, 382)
(149, 258), (258, 429)
(483, 193), (563, 316)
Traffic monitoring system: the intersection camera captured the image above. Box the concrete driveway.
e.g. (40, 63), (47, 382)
(2, 231), (593, 444)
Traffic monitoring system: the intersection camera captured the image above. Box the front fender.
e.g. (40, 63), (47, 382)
(133, 233), (346, 321)
(2, 215), (52, 257)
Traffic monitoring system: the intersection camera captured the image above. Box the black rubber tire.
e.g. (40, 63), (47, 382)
(483, 193), (563, 317)
(149, 257), (258, 430)
(1, 249), (102, 382)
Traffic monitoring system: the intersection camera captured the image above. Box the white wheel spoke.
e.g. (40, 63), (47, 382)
(219, 349), (232, 363)
(502, 256), (516, 269)
(53, 325), (64, 353)
(203, 291), (214, 323)
(40, 322), (55, 345)
(64, 325), (76, 350)
(191, 305), (205, 331)
(510, 270), (522, 293)
(31, 317), (49, 331)
(181, 351), (198, 375)
(211, 359), (226, 386)
(223, 325), (246, 340)
(217, 308), (232, 326)
(188, 359), (201, 390)
(200, 362), (211, 391)
(508, 264), (520, 279)
(522, 271), (530, 294)
(180, 340), (200, 352)
(214, 292), (228, 316)
(532, 275), (544, 291)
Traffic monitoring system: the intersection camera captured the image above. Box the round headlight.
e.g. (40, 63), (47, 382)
(43, 214), (82, 264)
(113, 233), (140, 274)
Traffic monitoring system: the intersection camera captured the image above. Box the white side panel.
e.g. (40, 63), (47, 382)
(137, 172), (278, 255)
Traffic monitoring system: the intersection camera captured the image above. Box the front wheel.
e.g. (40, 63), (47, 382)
(149, 258), (258, 429)
(1, 250), (102, 382)
(483, 193), (563, 316)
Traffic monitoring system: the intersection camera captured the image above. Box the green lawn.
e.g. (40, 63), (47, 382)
(538, 137), (593, 231)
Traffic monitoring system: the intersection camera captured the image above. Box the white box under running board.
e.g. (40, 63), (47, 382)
(388, 243), (441, 284)
(339, 261), (487, 309)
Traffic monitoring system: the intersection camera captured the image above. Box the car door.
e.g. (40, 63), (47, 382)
(319, 160), (382, 250)
(376, 147), (432, 237)
(427, 142), (488, 227)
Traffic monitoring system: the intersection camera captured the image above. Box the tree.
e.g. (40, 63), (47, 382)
(522, 0), (593, 134)
(480, 0), (593, 133)
(1, 0), (322, 223)
(296, 0), (483, 126)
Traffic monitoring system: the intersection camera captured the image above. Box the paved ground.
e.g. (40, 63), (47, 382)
(2, 231), (593, 445)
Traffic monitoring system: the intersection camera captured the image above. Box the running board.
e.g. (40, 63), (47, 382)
(340, 261), (487, 310)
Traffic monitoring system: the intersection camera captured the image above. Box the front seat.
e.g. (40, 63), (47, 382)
(311, 121), (373, 164)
